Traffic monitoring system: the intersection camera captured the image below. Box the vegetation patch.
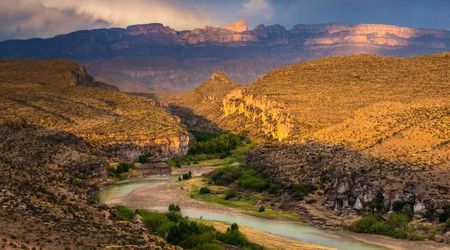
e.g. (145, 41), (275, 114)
(351, 212), (434, 240)
(115, 204), (262, 250)
(108, 163), (135, 178)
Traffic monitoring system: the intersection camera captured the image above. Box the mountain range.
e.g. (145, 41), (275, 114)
(1, 20), (449, 92)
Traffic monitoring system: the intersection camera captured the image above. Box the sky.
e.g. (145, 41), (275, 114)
(1, 0), (450, 41)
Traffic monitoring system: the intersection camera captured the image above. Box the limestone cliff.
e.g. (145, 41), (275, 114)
(2, 22), (449, 92)
(223, 89), (293, 141)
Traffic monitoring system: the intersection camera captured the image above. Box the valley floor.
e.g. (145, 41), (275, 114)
(101, 166), (450, 250)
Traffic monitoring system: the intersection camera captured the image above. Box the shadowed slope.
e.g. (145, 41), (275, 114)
(0, 60), (190, 160)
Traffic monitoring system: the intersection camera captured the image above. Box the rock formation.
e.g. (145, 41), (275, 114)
(0, 22), (448, 91)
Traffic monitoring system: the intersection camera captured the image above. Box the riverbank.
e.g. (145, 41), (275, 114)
(99, 167), (450, 250)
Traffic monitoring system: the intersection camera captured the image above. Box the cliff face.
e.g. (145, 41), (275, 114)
(1, 22), (449, 91)
(223, 89), (293, 141)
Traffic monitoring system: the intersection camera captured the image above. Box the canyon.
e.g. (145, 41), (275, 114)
(164, 53), (450, 241)
(0, 21), (449, 92)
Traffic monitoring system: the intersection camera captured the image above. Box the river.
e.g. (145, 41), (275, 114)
(98, 177), (388, 250)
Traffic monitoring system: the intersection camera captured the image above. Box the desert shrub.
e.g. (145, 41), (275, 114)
(224, 189), (239, 200)
(190, 130), (219, 142)
(237, 170), (270, 192)
(210, 165), (242, 185)
(291, 183), (315, 200)
(182, 171), (192, 180)
(268, 182), (282, 194)
(258, 205), (265, 212)
(168, 204), (181, 212)
(217, 223), (262, 250)
(138, 209), (172, 235)
(352, 213), (412, 239)
(108, 163), (135, 177)
(134, 205), (262, 249)
(189, 133), (243, 156)
(114, 205), (134, 221)
(366, 200), (384, 214)
(438, 204), (450, 222)
(137, 153), (150, 163)
(199, 187), (211, 194)
(445, 218), (450, 230)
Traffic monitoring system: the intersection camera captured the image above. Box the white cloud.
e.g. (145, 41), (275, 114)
(0, 0), (220, 40)
(0, 0), (109, 40)
(41, 0), (215, 30)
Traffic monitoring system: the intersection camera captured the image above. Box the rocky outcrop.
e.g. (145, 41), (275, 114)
(247, 142), (450, 222)
(0, 122), (178, 249)
(223, 89), (293, 141)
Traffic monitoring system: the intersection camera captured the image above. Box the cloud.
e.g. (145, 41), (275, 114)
(41, 0), (216, 30)
(0, 0), (109, 40)
(242, 0), (273, 20)
(0, 0), (219, 41)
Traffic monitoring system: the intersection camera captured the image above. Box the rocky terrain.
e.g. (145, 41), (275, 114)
(0, 122), (179, 249)
(0, 60), (191, 248)
(0, 21), (449, 91)
(172, 53), (449, 164)
(0, 60), (190, 161)
(166, 53), (450, 236)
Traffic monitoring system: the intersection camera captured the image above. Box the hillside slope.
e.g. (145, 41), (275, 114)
(174, 53), (449, 166)
(0, 60), (190, 160)
(0, 123), (177, 249)
(0, 60), (189, 248)
(170, 53), (450, 226)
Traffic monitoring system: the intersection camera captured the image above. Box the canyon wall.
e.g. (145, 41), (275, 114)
(223, 89), (293, 141)
(1, 22), (449, 91)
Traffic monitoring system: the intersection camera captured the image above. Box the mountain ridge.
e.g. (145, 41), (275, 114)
(1, 22), (449, 92)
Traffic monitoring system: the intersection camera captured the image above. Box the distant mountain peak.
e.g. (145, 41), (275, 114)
(223, 20), (248, 32)
(126, 23), (176, 35)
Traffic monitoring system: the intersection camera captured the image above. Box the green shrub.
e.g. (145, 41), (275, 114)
(224, 189), (239, 200)
(268, 182), (282, 194)
(138, 209), (172, 235)
(108, 163), (135, 177)
(291, 183), (315, 200)
(190, 130), (219, 142)
(352, 213), (411, 239)
(137, 153), (150, 163)
(445, 218), (450, 230)
(114, 205), (134, 221)
(126, 205), (261, 249)
(217, 223), (262, 250)
(237, 170), (270, 192)
(210, 165), (242, 185)
(258, 205), (265, 213)
(168, 204), (181, 212)
(199, 187), (212, 194)
(182, 171), (192, 180)
(189, 133), (243, 156)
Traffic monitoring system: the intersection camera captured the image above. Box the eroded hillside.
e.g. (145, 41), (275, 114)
(0, 123), (178, 249)
(0, 60), (189, 248)
(168, 53), (449, 228)
(0, 60), (190, 160)
(172, 53), (450, 166)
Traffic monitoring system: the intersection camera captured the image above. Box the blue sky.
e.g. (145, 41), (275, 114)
(1, 0), (449, 41)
